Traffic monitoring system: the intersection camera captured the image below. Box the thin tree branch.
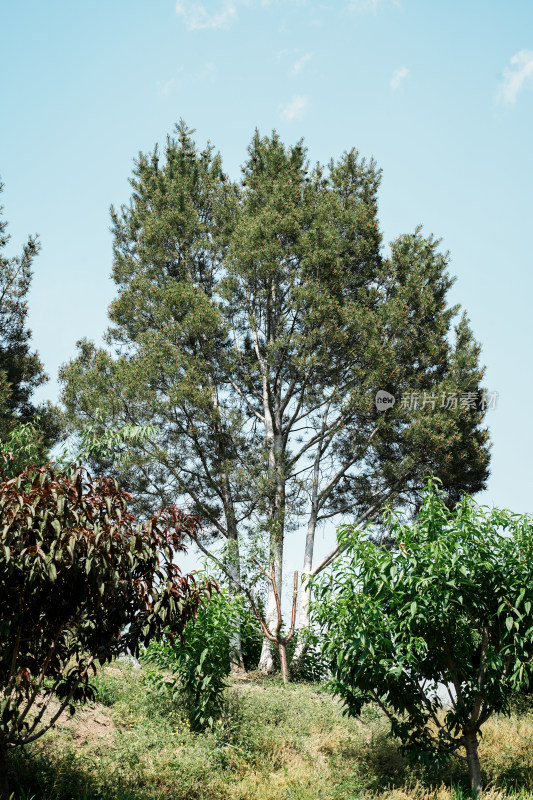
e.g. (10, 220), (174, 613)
(310, 478), (406, 577)
(17, 656), (95, 746)
(229, 378), (265, 422)
(317, 427), (379, 505)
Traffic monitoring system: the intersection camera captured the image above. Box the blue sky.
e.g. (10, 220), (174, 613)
(1, 0), (532, 577)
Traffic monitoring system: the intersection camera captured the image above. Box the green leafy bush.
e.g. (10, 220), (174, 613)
(283, 630), (330, 683)
(312, 477), (533, 795)
(0, 420), (46, 478)
(0, 463), (211, 800)
(142, 587), (259, 731)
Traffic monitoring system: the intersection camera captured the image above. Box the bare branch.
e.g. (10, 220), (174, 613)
(317, 427), (379, 505)
(310, 479), (406, 577)
(229, 377), (265, 422)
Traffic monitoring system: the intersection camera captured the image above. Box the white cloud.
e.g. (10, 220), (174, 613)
(281, 94), (309, 120)
(291, 52), (313, 76)
(158, 78), (175, 97)
(157, 67), (185, 97)
(347, 0), (380, 10)
(347, 0), (400, 12)
(497, 50), (533, 106)
(391, 65), (409, 91)
(175, 0), (240, 30)
(176, 0), (307, 31)
(201, 61), (217, 81)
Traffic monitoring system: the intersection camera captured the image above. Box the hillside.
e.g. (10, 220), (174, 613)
(6, 660), (533, 800)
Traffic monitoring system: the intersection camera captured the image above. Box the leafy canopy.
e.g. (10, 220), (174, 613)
(0, 181), (60, 464)
(0, 463), (213, 767)
(312, 478), (533, 773)
(58, 123), (491, 677)
(59, 123), (491, 532)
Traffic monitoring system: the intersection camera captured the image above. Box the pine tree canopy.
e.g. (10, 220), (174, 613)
(0, 181), (61, 471)
(59, 122), (490, 645)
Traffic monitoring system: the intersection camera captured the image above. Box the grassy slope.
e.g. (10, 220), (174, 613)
(6, 660), (533, 800)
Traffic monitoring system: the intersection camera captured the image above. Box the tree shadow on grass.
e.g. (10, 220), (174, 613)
(341, 726), (533, 799)
(343, 728), (472, 797)
(6, 746), (164, 800)
(490, 756), (533, 796)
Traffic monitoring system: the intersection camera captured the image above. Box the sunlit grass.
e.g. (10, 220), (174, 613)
(5, 660), (533, 799)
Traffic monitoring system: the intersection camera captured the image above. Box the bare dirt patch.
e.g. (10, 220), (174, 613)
(60, 704), (115, 745)
(31, 696), (115, 746)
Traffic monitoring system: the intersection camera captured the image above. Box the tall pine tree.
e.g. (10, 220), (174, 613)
(60, 124), (490, 673)
(0, 181), (60, 473)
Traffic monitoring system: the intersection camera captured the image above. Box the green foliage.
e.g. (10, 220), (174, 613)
(312, 477), (533, 789)
(77, 415), (158, 465)
(59, 121), (244, 523)
(279, 629), (330, 683)
(0, 181), (61, 460)
(59, 124), (491, 663)
(142, 588), (258, 731)
(0, 462), (212, 798)
(6, 661), (533, 800)
(0, 419), (46, 478)
(91, 668), (123, 708)
(56, 407), (159, 475)
(240, 614), (264, 672)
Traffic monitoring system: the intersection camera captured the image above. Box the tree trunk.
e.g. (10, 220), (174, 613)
(293, 406), (329, 668)
(258, 392), (285, 674)
(257, 530), (283, 672)
(218, 449), (245, 672)
(0, 747), (10, 800)
(278, 641), (289, 684)
(292, 503), (318, 665)
(463, 732), (482, 796)
(258, 627), (275, 672)
(226, 535), (245, 672)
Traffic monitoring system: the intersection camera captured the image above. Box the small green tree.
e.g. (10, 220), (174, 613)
(0, 418), (46, 478)
(142, 586), (259, 731)
(0, 463), (213, 800)
(312, 478), (533, 796)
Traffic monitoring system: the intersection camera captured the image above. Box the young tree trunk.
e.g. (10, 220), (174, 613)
(292, 405), (330, 668)
(292, 504), (318, 665)
(212, 382), (245, 672)
(0, 747), (10, 800)
(463, 732), (482, 796)
(258, 392), (285, 674)
(278, 641), (289, 684)
(226, 533), (245, 672)
(223, 488), (244, 672)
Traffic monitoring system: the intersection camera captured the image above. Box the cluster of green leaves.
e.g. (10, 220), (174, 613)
(279, 629), (330, 683)
(0, 461), (213, 795)
(141, 587), (260, 730)
(0, 181), (61, 465)
(0, 419), (46, 479)
(56, 407), (159, 477)
(312, 478), (533, 772)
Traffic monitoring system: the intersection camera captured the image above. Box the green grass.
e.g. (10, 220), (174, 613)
(5, 661), (533, 800)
